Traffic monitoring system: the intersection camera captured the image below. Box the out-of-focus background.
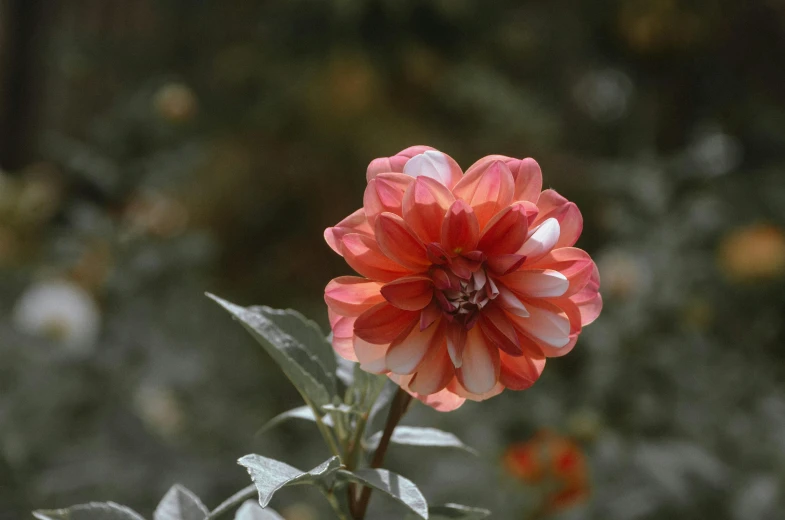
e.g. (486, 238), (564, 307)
(1, 1), (785, 519)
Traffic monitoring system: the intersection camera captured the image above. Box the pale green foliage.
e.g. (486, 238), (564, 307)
(336, 469), (428, 519)
(33, 503), (146, 520)
(238, 455), (342, 508)
(366, 426), (478, 456)
(154, 485), (209, 520)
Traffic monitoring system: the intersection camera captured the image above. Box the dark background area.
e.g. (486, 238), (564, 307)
(1, 1), (785, 519)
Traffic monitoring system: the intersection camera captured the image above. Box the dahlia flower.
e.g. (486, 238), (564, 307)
(324, 146), (602, 411)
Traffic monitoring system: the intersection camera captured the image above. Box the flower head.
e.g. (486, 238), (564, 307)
(504, 431), (590, 512)
(325, 146), (602, 411)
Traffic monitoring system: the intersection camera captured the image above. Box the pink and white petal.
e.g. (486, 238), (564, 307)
(386, 318), (444, 375)
(528, 247), (595, 297)
(456, 325), (501, 395)
(545, 297), (583, 335)
(354, 337), (390, 374)
(402, 150), (463, 189)
(486, 254), (527, 276)
(502, 269), (569, 298)
(479, 303), (523, 356)
(477, 202), (530, 256)
(375, 213), (430, 270)
(408, 380), (466, 412)
(324, 208), (373, 255)
(518, 218), (561, 263)
(328, 309), (359, 361)
(324, 276), (385, 316)
(452, 378), (505, 402)
(341, 233), (410, 282)
(496, 283), (530, 317)
(402, 176), (455, 243)
(509, 302), (571, 349)
(570, 263), (601, 326)
(366, 145), (436, 181)
(500, 350), (546, 390)
(354, 302), (419, 345)
(508, 158), (543, 203)
(452, 160), (515, 230)
(409, 340), (454, 395)
(363, 173), (414, 226)
(534, 189), (583, 248)
(380, 276), (434, 311)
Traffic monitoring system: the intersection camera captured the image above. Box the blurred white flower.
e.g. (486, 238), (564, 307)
(688, 128), (742, 177)
(13, 279), (100, 353)
(573, 68), (634, 123)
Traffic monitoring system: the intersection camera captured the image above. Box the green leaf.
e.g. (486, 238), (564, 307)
(238, 455), (343, 508)
(154, 484), (209, 520)
(406, 504), (491, 520)
(336, 469), (428, 519)
(207, 295), (335, 407)
(366, 427), (478, 455)
(248, 306), (337, 383)
(33, 503), (145, 520)
(234, 500), (284, 520)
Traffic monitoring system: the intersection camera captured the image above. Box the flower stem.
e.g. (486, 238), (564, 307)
(352, 388), (413, 519)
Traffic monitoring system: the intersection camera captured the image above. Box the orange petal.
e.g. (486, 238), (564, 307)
(456, 325), (500, 394)
(478, 202), (531, 256)
(402, 176), (455, 243)
(409, 339), (453, 395)
(479, 304), (523, 356)
(341, 233), (410, 282)
(486, 254), (527, 275)
(375, 213), (430, 270)
(499, 350), (546, 390)
(354, 302), (418, 345)
(324, 276), (385, 316)
(453, 159), (515, 229)
(380, 276), (434, 311)
(324, 208), (373, 255)
(441, 199), (480, 254)
(533, 189), (583, 248)
(570, 263), (602, 326)
(509, 158), (543, 203)
(445, 321), (468, 367)
(363, 173), (414, 226)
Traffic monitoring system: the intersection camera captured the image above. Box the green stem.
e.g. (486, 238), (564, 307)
(205, 484), (256, 519)
(304, 397), (343, 459)
(323, 489), (351, 520)
(352, 388), (413, 519)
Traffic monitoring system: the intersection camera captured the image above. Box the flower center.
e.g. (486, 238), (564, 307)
(431, 258), (499, 329)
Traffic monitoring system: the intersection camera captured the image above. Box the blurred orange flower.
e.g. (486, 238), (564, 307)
(504, 431), (590, 513)
(718, 223), (785, 282)
(324, 146), (602, 411)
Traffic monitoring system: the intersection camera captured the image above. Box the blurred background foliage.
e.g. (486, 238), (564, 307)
(1, 0), (785, 518)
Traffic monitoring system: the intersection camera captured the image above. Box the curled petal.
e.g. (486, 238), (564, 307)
(363, 173), (414, 226)
(420, 300), (442, 330)
(397, 378), (466, 412)
(456, 325), (500, 394)
(502, 269), (569, 298)
(366, 145), (436, 180)
(324, 208), (373, 255)
(500, 350), (546, 390)
(446, 321), (468, 368)
(452, 160), (515, 229)
(496, 283), (530, 317)
(529, 247), (595, 297)
(341, 233), (410, 282)
(402, 150), (463, 189)
(508, 302), (571, 349)
(534, 189), (583, 248)
(518, 218), (560, 263)
(386, 318), (444, 375)
(324, 276), (385, 316)
(441, 199), (480, 254)
(328, 309), (359, 361)
(403, 176), (455, 243)
(375, 213), (430, 269)
(464, 155), (542, 204)
(381, 276), (434, 311)
(354, 302), (418, 345)
(478, 202), (531, 256)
